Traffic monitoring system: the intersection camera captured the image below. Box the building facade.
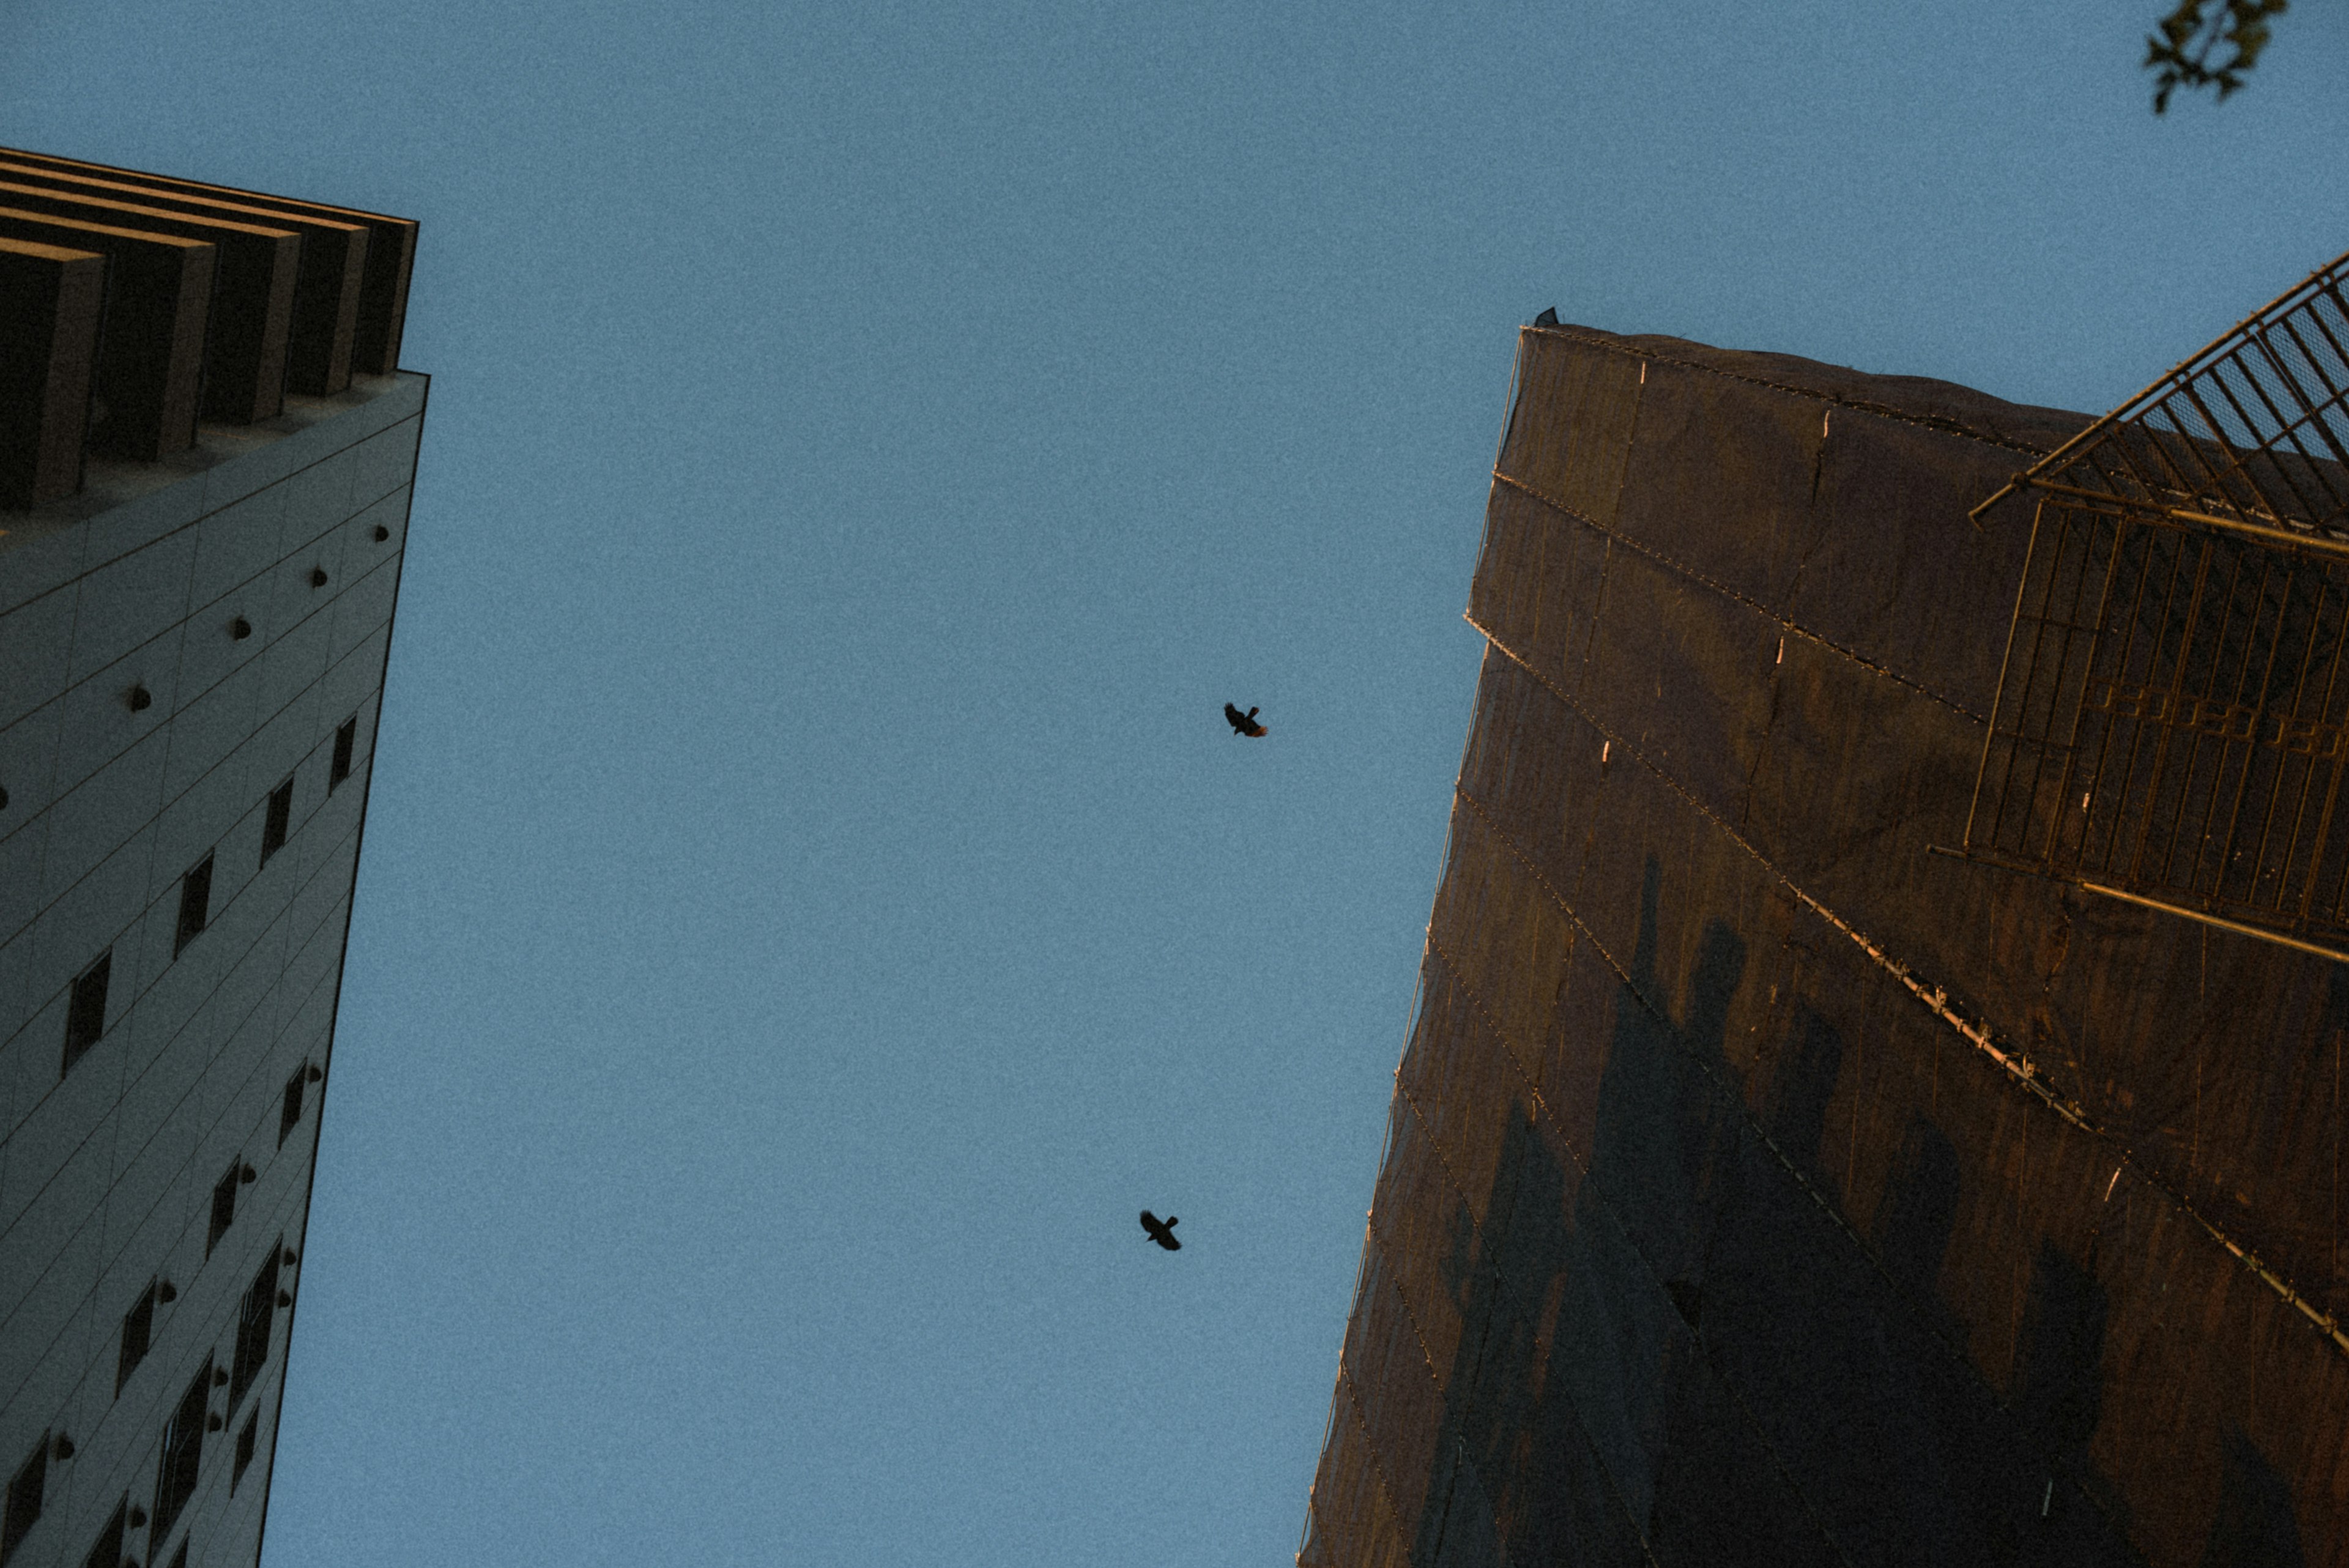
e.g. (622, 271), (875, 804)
(1301, 301), (2348, 1566)
(0, 155), (419, 1568)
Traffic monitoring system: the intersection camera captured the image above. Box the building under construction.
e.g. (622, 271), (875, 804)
(1300, 259), (2349, 1566)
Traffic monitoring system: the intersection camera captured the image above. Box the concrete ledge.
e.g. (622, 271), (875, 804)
(0, 373), (427, 604)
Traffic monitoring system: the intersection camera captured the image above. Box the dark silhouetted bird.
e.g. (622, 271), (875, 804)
(1223, 703), (1267, 738)
(1140, 1211), (1181, 1251)
(1534, 306), (1559, 328)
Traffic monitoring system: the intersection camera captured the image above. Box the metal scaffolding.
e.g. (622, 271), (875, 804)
(1966, 251), (2349, 952)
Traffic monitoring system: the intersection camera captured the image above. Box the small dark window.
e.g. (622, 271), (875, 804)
(208, 1164), (239, 1256)
(117, 1282), (156, 1394)
(330, 717), (357, 789)
(229, 1246), (281, 1410)
(261, 777), (294, 863)
(173, 853), (214, 957)
(61, 950), (111, 1076)
(279, 1068), (306, 1148)
(78, 1500), (124, 1568)
(152, 1361), (209, 1541)
(231, 1414), (258, 1495)
(1, 1432), (47, 1567)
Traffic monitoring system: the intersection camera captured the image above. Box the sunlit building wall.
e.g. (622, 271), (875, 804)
(1300, 318), (2347, 1567)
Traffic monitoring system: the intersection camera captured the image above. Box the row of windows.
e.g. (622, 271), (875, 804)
(3, 1427), (213, 1568)
(59, 713), (360, 1082)
(4, 1239), (291, 1568)
(115, 1065), (315, 1402)
(148, 1246), (286, 1552)
(68, 1495), (193, 1568)
(5, 691), (362, 1567)
(70, 1494), (177, 1568)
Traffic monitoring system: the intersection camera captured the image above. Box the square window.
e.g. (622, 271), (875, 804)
(61, 950), (111, 1076)
(261, 776), (294, 863)
(78, 1500), (124, 1568)
(152, 1361), (208, 1542)
(231, 1414), (258, 1495)
(174, 852), (214, 957)
(208, 1164), (239, 1257)
(117, 1282), (156, 1395)
(279, 1069), (306, 1148)
(1, 1432), (47, 1567)
(230, 1244), (281, 1410)
(330, 716), (357, 789)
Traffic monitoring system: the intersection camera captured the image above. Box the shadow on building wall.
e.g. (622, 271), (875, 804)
(2200, 1429), (2306, 1568)
(1403, 858), (2299, 1568)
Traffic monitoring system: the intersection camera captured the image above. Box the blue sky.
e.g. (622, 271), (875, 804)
(4, 2), (2343, 1563)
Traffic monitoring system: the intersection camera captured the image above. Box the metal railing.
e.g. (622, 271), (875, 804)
(1965, 248), (2349, 953)
(1973, 249), (2349, 541)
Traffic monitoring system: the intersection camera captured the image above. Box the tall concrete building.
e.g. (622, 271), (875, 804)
(0, 152), (420, 1568)
(1301, 259), (2349, 1567)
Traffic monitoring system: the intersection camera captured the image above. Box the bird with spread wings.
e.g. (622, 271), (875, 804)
(1223, 703), (1267, 737)
(1140, 1211), (1181, 1251)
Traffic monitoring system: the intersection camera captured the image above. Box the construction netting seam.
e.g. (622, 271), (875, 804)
(1486, 468), (1987, 723)
(1527, 325), (2077, 461)
(1468, 613), (2349, 1363)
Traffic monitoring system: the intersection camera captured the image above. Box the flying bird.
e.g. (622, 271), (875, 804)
(1140, 1211), (1181, 1251)
(1223, 703), (1267, 738)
